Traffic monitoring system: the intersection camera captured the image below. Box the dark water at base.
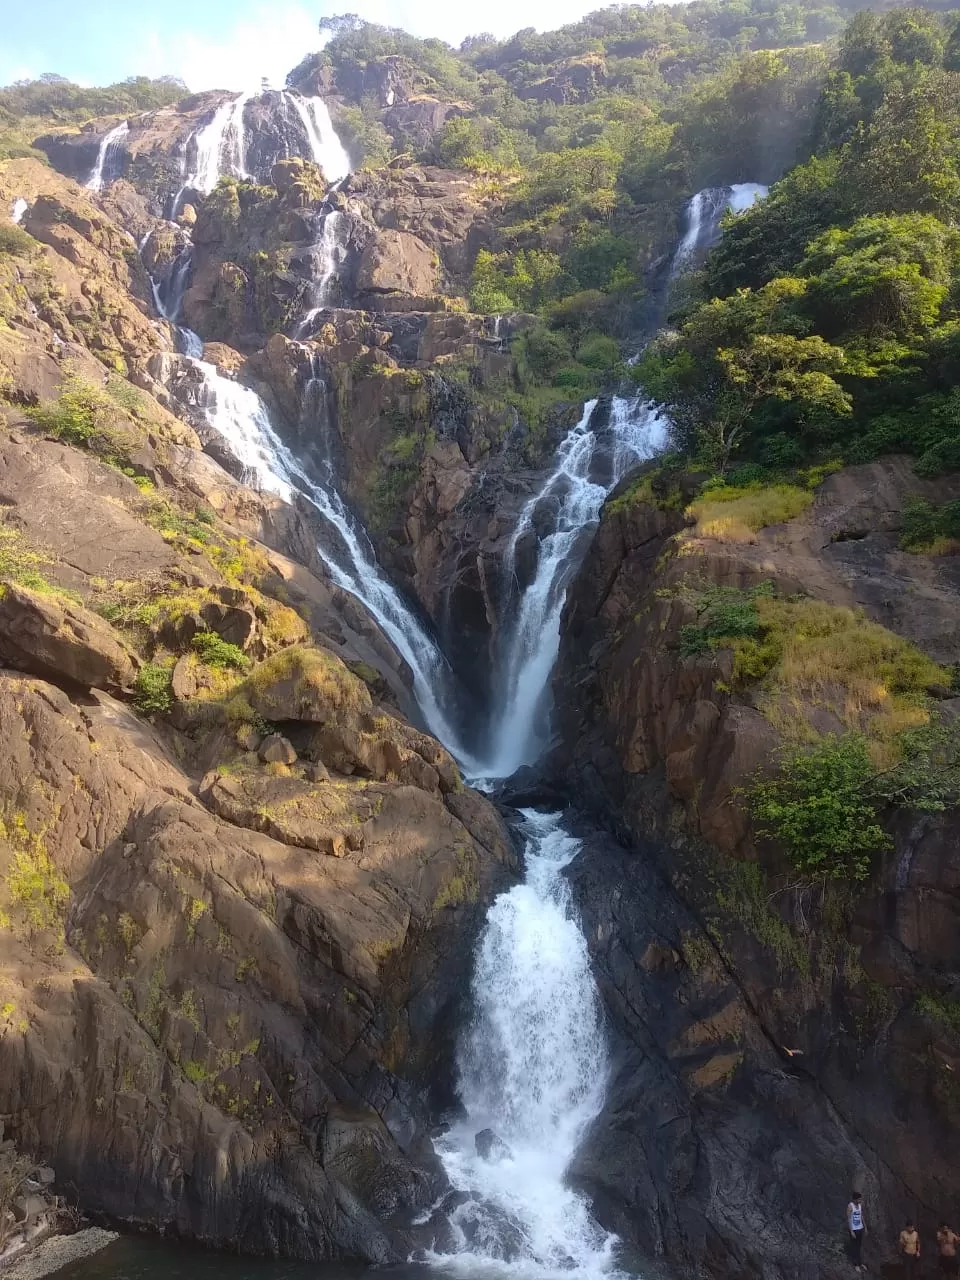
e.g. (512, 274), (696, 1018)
(48, 1237), (434, 1280)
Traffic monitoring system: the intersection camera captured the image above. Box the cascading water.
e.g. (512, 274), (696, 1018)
(670, 181), (768, 274)
(10, 198), (28, 224)
(281, 92), (351, 180)
(430, 808), (619, 1277)
(478, 396), (667, 779)
(172, 88), (349, 214)
(86, 120), (129, 192)
(174, 91), (254, 210)
(295, 208), (348, 336)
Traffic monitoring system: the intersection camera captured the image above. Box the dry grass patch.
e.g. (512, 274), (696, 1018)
(731, 596), (947, 760)
(687, 483), (813, 542)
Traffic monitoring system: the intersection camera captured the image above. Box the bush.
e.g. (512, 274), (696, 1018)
(133, 663), (174, 714)
(900, 497), (960, 552)
(0, 225), (34, 257)
(192, 632), (250, 671)
(27, 376), (134, 466)
(521, 327), (572, 381)
(576, 333), (621, 371)
(749, 733), (891, 881)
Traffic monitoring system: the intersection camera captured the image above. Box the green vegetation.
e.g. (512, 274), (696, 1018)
(686, 482), (813, 540)
(633, 9), (960, 482)
(916, 992), (960, 1033)
(0, 225), (34, 258)
(750, 721), (960, 882)
(191, 632), (250, 672)
(0, 810), (69, 941)
(26, 374), (141, 469)
(899, 497), (960, 552)
(0, 524), (60, 596)
(133, 662), (174, 715)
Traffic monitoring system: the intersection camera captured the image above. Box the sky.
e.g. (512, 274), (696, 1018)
(1, 0), (609, 92)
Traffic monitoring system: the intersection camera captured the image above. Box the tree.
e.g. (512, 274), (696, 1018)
(750, 734), (890, 882)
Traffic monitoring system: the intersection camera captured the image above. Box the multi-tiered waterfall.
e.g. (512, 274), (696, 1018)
(133, 129), (767, 1275)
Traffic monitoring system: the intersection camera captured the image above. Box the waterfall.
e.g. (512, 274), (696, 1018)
(86, 121), (129, 192)
(478, 396), (667, 779)
(172, 89), (349, 213)
(10, 198), (28, 224)
(196, 361), (482, 763)
(670, 181), (768, 275)
(173, 91), (254, 211)
(295, 208), (348, 336)
(281, 92), (351, 180)
(431, 808), (618, 1277)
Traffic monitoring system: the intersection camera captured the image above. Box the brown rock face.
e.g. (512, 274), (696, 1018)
(549, 460), (960, 1274)
(0, 663), (514, 1260)
(0, 583), (137, 692)
(355, 229), (440, 309)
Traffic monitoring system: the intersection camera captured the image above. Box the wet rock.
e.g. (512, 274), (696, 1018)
(475, 1128), (513, 1161)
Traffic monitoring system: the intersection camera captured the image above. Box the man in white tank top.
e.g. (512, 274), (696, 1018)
(848, 1193), (867, 1271)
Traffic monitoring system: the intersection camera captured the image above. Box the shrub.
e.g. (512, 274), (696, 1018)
(133, 662), (174, 714)
(27, 376), (134, 466)
(192, 632), (250, 671)
(1, 811), (69, 939)
(749, 733), (891, 881)
(576, 333), (621, 371)
(0, 224), (34, 257)
(679, 582), (774, 657)
(900, 497), (960, 552)
(687, 483), (813, 541)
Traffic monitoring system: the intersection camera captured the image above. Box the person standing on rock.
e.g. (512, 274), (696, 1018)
(899, 1220), (921, 1280)
(848, 1193), (867, 1272)
(938, 1223), (959, 1276)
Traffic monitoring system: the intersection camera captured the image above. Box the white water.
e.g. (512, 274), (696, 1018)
(478, 397), (667, 779)
(173, 88), (349, 213)
(283, 92), (351, 181)
(10, 198), (28, 224)
(432, 809), (618, 1278)
(295, 209), (348, 336)
(176, 91), (254, 207)
(670, 181), (768, 274)
(86, 121), (129, 192)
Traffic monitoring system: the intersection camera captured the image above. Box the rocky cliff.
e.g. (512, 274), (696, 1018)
(0, 154), (516, 1260)
(549, 458), (960, 1271)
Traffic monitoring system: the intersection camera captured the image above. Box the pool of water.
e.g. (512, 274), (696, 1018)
(47, 1237), (432, 1280)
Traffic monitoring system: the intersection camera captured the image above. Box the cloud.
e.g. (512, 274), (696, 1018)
(142, 0), (602, 90)
(143, 3), (323, 91)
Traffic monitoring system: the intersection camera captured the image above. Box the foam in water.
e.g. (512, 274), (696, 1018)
(479, 396), (667, 779)
(10, 198), (28, 224)
(431, 808), (619, 1279)
(86, 121), (129, 192)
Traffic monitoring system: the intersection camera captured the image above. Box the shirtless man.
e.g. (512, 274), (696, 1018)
(899, 1220), (921, 1280)
(938, 1223), (959, 1277)
(848, 1193), (867, 1272)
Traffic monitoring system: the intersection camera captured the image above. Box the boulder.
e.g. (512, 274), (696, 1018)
(355, 229), (440, 303)
(0, 583), (137, 692)
(475, 1128), (513, 1161)
(258, 733), (297, 765)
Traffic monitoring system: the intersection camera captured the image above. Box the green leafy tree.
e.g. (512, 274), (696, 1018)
(750, 734), (891, 882)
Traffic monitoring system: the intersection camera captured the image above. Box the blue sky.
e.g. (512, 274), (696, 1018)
(2, 0), (606, 91)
